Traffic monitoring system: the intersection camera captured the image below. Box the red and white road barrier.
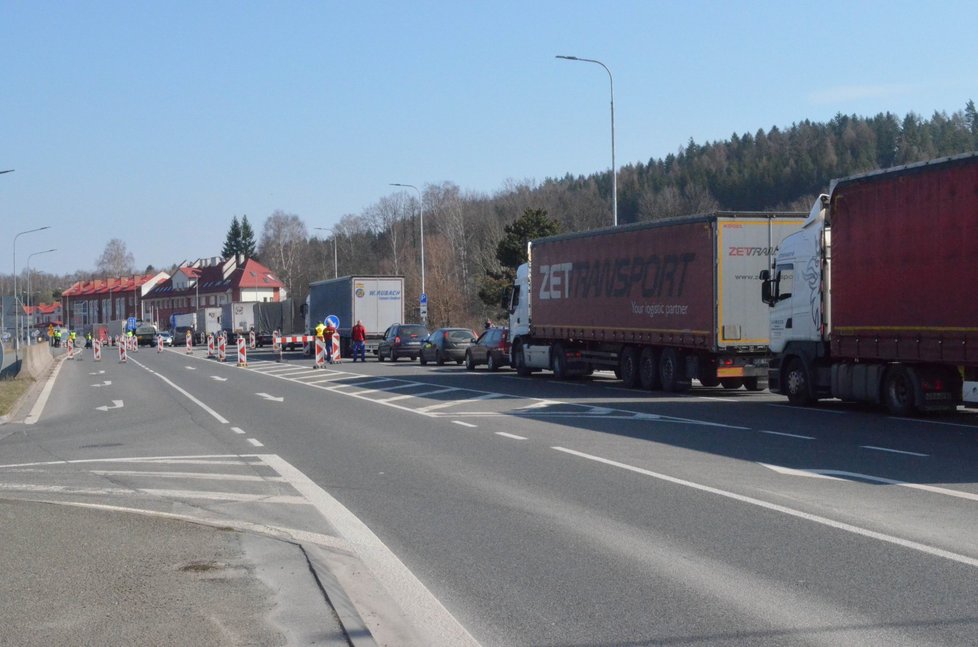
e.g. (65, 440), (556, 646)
(272, 330), (281, 353)
(237, 337), (248, 367)
(314, 337), (326, 368)
(330, 332), (341, 363)
(249, 330), (256, 350)
(93, 339), (102, 362)
(158, 335), (164, 353)
(207, 334), (215, 357)
(218, 335), (227, 362)
(66, 338), (74, 360)
(119, 341), (128, 363)
(186, 330), (193, 354)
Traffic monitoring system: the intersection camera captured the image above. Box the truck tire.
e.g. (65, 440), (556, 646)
(699, 374), (720, 388)
(639, 347), (660, 391)
(659, 348), (690, 393)
(551, 344), (569, 380)
(720, 378), (744, 390)
(783, 357), (813, 405)
(514, 344), (532, 377)
(883, 366), (917, 416)
(619, 347), (640, 388)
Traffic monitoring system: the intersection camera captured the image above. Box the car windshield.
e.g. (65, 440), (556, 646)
(400, 326), (427, 337)
(446, 330), (473, 341)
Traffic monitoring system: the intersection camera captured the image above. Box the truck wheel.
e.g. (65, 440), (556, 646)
(659, 348), (690, 393)
(883, 366), (917, 416)
(465, 352), (475, 371)
(552, 344), (569, 379)
(699, 374), (720, 388)
(619, 347), (640, 388)
(743, 376), (765, 392)
(783, 358), (813, 405)
(514, 344), (532, 377)
(720, 378), (744, 390)
(639, 347), (660, 391)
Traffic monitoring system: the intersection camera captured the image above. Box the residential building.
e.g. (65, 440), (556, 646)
(142, 256), (285, 328)
(61, 272), (170, 333)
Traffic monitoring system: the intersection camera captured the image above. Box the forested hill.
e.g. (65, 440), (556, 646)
(539, 100), (978, 228)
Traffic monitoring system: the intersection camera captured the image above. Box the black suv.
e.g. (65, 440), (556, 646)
(377, 323), (430, 361)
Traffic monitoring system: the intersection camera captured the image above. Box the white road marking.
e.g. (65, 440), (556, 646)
(860, 445), (928, 457)
(259, 454), (478, 646)
(210, 375), (228, 382)
(759, 464), (978, 502)
(452, 421), (477, 428)
(889, 416), (978, 429)
(95, 400), (124, 411)
(247, 438), (264, 447)
(231, 426), (246, 434)
(256, 392), (285, 402)
(185, 366), (196, 370)
(90, 380), (112, 387)
(131, 358), (229, 424)
(759, 430), (815, 440)
(495, 432), (527, 440)
(376, 394), (415, 403)
(417, 393), (501, 413)
(554, 446), (978, 569)
(0, 482), (304, 504)
(25, 354), (68, 425)
(89, 469), (286, 482)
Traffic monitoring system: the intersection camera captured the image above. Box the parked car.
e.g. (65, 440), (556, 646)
(465, 327), (511, 371)
(419, 328), (477, 366)
(377, 323), (429, 361)
(156, 330), (174, 346)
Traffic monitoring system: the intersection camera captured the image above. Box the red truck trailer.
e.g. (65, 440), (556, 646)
(762, 152), (978, 413)
(507, 212), (805, 391)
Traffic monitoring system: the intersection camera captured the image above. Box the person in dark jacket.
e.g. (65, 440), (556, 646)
(351, 320), (367, 362)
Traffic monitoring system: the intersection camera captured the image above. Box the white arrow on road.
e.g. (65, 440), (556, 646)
(90, 380), (112, 387)
(95, 400), (124, 412)
(88, 370), (106, 375)
(256, 393), (284, 403)
(210, 376), (228, 382)
(185, 366), (197, 370)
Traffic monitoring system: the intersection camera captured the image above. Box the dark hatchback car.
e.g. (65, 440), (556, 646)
(377, 323), (430, 361)
(465, 327), (510, 371)
(419, 328), (477, 366)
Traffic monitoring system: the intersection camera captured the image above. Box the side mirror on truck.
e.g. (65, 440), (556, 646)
(760, 269), (776, 307)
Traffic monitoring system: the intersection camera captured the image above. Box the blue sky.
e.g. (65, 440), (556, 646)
(3, 0), (977, 276)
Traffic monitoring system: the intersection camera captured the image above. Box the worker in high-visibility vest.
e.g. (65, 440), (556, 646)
(323, 319), (337, 363)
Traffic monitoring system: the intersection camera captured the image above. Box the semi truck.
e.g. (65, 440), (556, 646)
(221, 302), (256, 337)
(195, 307), (222, 344)
(170, 312), (196, 344)
(306, 276), (404, 357)
(253, 299), (304, 347)
(507, 212), (805, 391)
(761, 153), (978, 414)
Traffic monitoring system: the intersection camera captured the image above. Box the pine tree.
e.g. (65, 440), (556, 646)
(222, 216), (242, 259)
(240, 215), (258, 259)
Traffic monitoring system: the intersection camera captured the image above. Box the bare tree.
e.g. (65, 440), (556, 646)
(95, 239), (135, 276)
(258, 211), (308, 300)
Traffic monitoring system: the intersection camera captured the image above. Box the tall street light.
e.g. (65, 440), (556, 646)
(556, 55), (617, 227)
(389, 183), (425, 321)
(1, 170), (12, 342)
(313, 227), (339, 278)
(13, 225), (51, 354)
(27, 248), (56, 344)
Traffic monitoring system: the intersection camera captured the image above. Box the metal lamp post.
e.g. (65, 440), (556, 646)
(556, 55), (617, 227)
(13, 225), (51, 355)
(26, 248), (56, 344)
(313, 227), (339, 278)
(389, 183), (425, 321)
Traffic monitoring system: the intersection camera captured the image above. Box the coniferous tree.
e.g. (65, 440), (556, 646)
(240, 215), (258, 259)
(222, 217), (242, 259)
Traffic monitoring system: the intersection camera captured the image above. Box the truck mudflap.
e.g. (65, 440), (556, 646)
(715, 358), (769, 379)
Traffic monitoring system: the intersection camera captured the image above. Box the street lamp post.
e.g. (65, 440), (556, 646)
(389, 183), (425, 321)
(13, 225), (51, 355)
(556, 55), (617, 227)
(313, 228), (339, 278)
(26, 248), (56, 345)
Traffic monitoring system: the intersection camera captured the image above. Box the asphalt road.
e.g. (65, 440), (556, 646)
(4, 344), (978, 646)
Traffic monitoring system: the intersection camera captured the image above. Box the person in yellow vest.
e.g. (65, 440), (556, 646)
(323, 319), (337, 363)
(314, 321), (326, 359)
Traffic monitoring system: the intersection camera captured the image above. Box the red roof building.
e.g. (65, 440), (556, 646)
(27, 302), (63, 331)
(142, 255), (285, 328)
(61, 272), (170, 333)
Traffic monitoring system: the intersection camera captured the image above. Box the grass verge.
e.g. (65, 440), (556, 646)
(0, 377), (32, 417)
